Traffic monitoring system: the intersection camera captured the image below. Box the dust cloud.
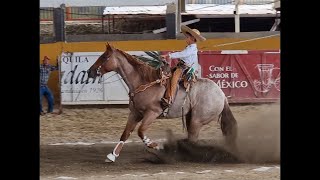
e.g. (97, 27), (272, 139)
(231, 102), (280, 163)
(146, 102), (280, 164)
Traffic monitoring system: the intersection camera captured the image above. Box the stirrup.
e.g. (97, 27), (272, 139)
(162, 107), (169, 117)
(161, 98), (170, 108)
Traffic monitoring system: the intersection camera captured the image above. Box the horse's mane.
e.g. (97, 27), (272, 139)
(116, 49), (160, 82)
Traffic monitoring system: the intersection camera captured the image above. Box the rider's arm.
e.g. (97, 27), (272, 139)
(168, 47), (193, 59)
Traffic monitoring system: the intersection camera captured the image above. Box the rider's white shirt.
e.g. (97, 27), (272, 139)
(168, 43), (199, 71)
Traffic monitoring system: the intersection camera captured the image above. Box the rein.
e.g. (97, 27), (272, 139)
(129, 69), (170, 101)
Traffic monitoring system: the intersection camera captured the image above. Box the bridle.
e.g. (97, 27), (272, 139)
(96, 54), (110, 76)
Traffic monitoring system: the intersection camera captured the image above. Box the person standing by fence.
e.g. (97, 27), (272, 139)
(40, 56), (58, 115)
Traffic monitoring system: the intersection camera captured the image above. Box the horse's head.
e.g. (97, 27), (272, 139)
(87, 43), (118, 79)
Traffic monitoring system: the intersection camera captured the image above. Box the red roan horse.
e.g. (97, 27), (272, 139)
(87, 44), (238, 162)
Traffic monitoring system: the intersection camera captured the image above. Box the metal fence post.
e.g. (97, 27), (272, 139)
(53, 4), (66, 42)
(166, 3), (176, 39)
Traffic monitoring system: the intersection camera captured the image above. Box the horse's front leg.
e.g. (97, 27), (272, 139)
(137, 110), (162, 150)
(105, 112), (140, 163)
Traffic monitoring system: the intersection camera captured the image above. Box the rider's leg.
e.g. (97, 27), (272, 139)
(168, 67), (183, 104)
(162, 78), (172, 106)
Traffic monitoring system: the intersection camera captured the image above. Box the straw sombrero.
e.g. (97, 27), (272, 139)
(181, 25), (206, 42)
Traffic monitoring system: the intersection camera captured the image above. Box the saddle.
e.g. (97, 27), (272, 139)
(159, 62), (197, 117)
(165, 61), (198, 92)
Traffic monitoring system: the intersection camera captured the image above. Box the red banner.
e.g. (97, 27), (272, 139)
(162, 50), (280, 103)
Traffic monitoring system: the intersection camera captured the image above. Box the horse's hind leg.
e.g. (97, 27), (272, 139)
(105, 112), (140, 163)
(186, 116), (203, 143)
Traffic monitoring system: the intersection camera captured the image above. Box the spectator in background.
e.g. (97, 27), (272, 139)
(40, 56), (58, 115)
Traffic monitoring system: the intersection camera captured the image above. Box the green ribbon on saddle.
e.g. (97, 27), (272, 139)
(185, 67), (195, 81)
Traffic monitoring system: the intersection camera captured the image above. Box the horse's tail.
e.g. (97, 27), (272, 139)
(220, 98), (238, 146)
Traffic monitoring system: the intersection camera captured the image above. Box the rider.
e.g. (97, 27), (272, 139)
(161, 25), (206, 107)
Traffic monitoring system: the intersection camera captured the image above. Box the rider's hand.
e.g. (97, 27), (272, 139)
(160, 54), (168, 59)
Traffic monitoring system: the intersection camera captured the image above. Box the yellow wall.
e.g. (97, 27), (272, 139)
(40, 37), (280, 101)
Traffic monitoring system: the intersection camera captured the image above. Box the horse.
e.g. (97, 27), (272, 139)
(87, 43), (238, 163)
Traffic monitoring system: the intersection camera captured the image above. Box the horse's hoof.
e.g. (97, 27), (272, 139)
(145, 147), (173, 164)
(147, 142), (163, 150)
(146, 147), (160, 155)
(105, 153), (116, 163)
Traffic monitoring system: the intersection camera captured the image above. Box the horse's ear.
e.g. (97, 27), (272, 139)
(109, 44), (115, 50)
(106, 42), (113, 53)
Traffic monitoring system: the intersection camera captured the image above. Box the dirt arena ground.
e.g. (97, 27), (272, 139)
(40, 103), (280, 180)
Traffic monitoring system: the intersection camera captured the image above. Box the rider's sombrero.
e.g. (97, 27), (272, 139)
(181, 25), (206, 42)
